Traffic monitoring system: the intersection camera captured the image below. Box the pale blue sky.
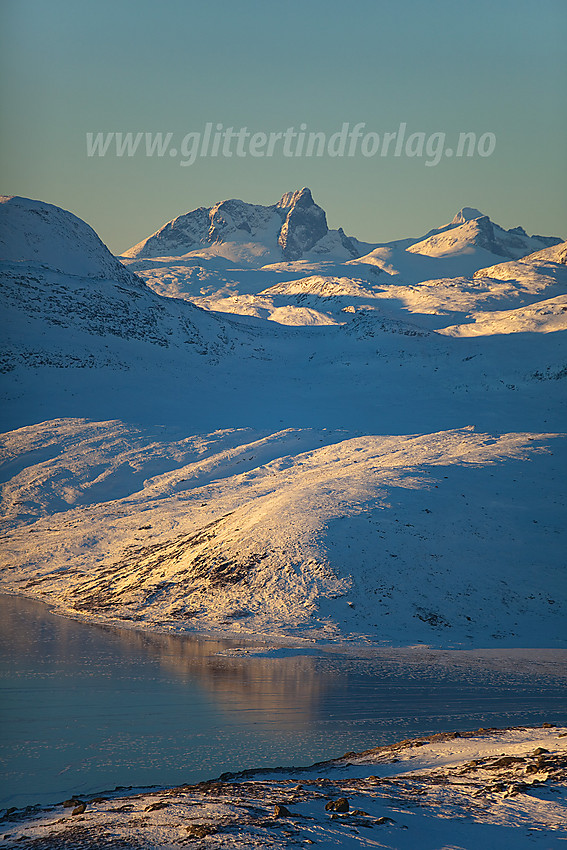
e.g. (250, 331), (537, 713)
(1, 0), (566, 253)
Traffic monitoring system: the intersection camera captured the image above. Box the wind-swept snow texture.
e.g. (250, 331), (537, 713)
(1, 192), (565, 647)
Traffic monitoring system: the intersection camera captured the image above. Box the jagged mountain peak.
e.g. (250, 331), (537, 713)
(450, 207), (485, 225)
(122, 188), (358, 264)
(121, 191), (563, 267)
(277, 187), (315, 210)
(277, 188), (328, 260)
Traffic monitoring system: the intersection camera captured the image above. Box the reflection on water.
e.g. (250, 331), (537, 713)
(0, 595), (335, 729)
(113, 629), (333, 724)
(1, 594), (566, 809)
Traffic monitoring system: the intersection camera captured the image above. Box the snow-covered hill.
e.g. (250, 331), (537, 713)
(474, 239), (567, 282)
(0, 195), (278, 384)
(0, 195), (143, 284)
(2, 419), (564, 646)
(0, 195), (565, 648)
(124, 244), (567, 332)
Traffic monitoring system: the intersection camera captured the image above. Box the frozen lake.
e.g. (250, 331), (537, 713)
(1, 594), (566, 809)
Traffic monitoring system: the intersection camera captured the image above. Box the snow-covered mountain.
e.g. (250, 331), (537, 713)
(0, 194), (277, 383)
(123, 187), (367, 265)
(475, 239), (567, 281)
(407, 207), (561, 261)
(1, 195), (565, 648)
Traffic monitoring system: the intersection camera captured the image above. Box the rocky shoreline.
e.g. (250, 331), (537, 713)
(2, 725), (565, 849)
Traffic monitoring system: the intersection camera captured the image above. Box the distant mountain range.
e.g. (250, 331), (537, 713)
(122, 188), (562, 267)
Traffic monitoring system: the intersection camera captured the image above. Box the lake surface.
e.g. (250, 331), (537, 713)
(1, 594), (566, 809)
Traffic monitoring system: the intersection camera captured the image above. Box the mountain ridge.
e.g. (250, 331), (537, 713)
(123, 187), (364, 264)
(122, 189), (562, 270)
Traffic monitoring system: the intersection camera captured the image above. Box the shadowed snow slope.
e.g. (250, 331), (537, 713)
(0, 196), (565, 647)
(0, 195), (143, 284)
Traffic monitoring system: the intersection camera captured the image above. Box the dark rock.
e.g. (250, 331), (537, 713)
(186, 823), (217, 838)
(414, 608), (450, 628)
(62, 799), (81, 808)
(487, 756), (525, 768)
(72, 802), (86, 815)
(325, 797), (349, 813)
(506, 783), (525, 796)
(532, 748), (550, 755)
(145, 801), (170, 811)
(337, 227), (360, 258)
(274, 804), (291, 818)
(277, 189), (328, 260)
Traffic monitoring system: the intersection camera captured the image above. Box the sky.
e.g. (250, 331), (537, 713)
(1, 0), (566, 254)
